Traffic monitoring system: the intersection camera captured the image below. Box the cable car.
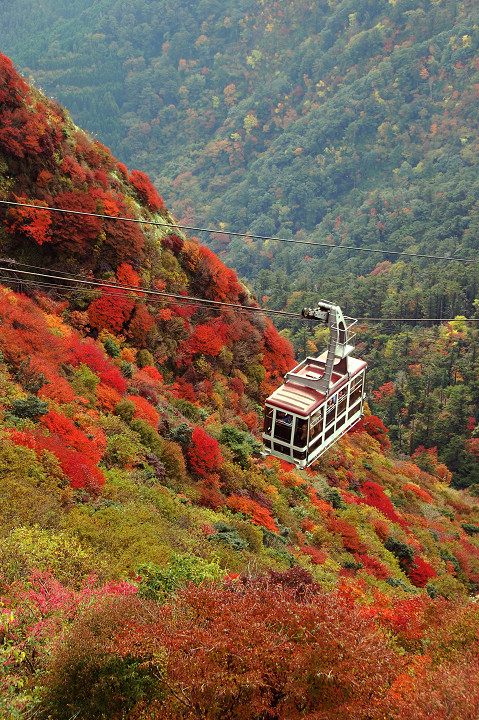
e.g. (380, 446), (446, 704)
(262, 301), (366, 468)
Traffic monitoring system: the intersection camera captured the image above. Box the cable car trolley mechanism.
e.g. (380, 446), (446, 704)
(262, 301), (366, 468)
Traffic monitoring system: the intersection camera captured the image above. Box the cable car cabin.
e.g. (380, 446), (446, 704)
(262, 302), (366, 468)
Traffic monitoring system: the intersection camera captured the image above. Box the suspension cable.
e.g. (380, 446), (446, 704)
(0, 263), (301, 318)
(0, 261), (477, 324)
(0, 199), (476, 264)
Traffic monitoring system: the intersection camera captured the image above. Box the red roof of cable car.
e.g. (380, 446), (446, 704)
(266, 357), (366, 417)
(266, 381), (326, 416)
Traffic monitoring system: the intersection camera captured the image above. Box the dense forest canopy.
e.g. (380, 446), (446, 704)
(2, 0), (479, 279)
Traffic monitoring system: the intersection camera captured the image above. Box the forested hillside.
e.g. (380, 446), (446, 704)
(4, 0), (479, 486)
(2, 0), (479, 276)
(2, 51), (479, 718)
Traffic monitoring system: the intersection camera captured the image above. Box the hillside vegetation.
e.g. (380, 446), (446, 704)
(2, 0), (479, 273)
(3, 0), (479, 487)
(2, 52), (479, 719)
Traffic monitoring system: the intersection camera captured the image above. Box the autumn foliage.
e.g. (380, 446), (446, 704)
(5, 197), (52, 245)
(41, 580), (406, 720)
(67, 337), (127, 392)
(129, 169), (165, 211)
(187, 427), (224, 479)
(227, 494), (278, 532)
(8, 429), (105, 494)
(354, 414), (391, 449)
(2, 48), (479, 720)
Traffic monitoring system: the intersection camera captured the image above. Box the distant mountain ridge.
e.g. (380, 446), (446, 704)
(2, 0), (479, 283)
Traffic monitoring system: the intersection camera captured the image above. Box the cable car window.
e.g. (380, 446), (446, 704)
(351, 374), (363, 391)
(263, 406), (273, 435)
(293, 449), (307, 461)
(349, 376), (364, 407)
(349, 389), (360, 406)
(310, 408), (323, 439)
(274, 411), (293, 442)
(294, 418), (308, 447)
(337, 389), (347, 415)
(310, 431), (323, 449)
(326, 395), (336, 426)
(309, 419), (323, 448)
(348, 404), (361, 419)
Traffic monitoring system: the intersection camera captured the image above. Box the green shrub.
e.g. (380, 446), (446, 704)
(208, 522), (248, 552)
(230, 519), (263, 553)
(173, 398), (202, 421)
(324, 487), (345, 510)
(71, 363), (100, 394)
(137, 349), (154, 368)
(428, 573), (467, 599)
(137, 554), (225, 599)
(220, 424), (262, 468)
(0, 526), (98, 585)
(40, 596), (162, 719)
(462, 523), (479, 536)
(114, 399), (136, 423)
(121, 360), (133, 378)
(384, 537), (414, 563)
(130, 418), (163, 454)
(10, 395), (48, 420)
(159, 440), (187, 485)
(168, 422), (193, 447)
(103, 337), (121, 358)
(104, 434), (142, 468)
(262, 528), (288, 550)
(0, 441), (65, 534)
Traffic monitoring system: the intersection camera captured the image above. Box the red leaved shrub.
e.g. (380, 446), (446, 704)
(0, 53), (30, 107)
(5, 197), (52, 245)
(88, 288), (135, 334)
(9, 430), (105, 494)
(403, 483), (433, 503)
(187, 427), (224, 478)
(127, 304), (155, 346)
(40, 410), (100, 463)
(226, 494), (278, 533)
(128, 395), (160, 428)
(96, 384), (123, 412)
(50, 190), (102, 255)
(360, 480), (406, 527)
(129, 170), (165, 212)
(300, 545), (327, 565)
(354, 415), (390, 449)
(67, 338), (127, 392)
(358, 553), (390, 580)
(262, 320), (296, 379)
(328, 517), (367, 554)
(406, 556), (437, 588)
(103, 582), (404, 719)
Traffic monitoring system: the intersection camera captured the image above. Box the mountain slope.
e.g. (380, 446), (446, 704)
(2, 51), (479, 719)
(2, 0), (479, 280)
